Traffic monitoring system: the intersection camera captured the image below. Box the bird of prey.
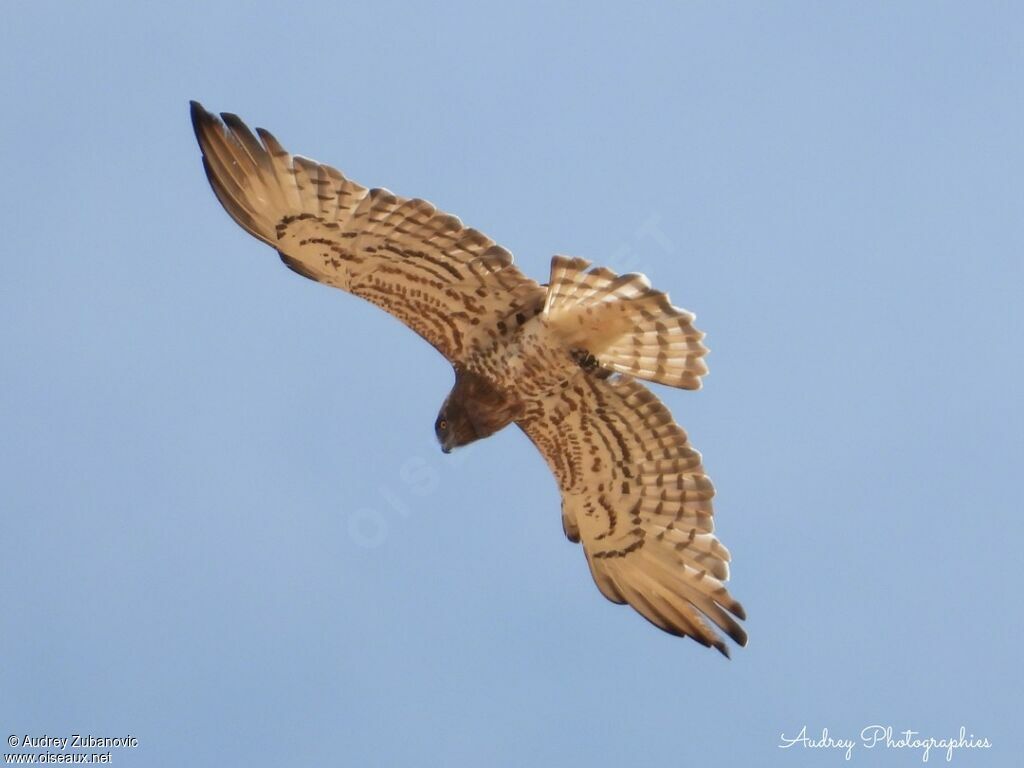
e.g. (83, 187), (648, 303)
(190, 101), (747, 656)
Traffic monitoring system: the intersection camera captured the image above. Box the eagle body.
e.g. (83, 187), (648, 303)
(191, 102), (747, 656)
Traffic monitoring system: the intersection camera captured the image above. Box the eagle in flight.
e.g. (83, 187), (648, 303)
(191, 102), (747, 656)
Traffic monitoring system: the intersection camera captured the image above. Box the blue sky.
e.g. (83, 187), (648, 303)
(1, 2), (1020, 765)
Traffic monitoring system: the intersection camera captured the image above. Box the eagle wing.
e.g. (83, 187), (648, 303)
(191, 102), (543, 364)
(518, 374), (747, 656)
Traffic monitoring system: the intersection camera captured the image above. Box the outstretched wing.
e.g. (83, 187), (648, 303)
(518, 374), (747, 656)
(190, 102), (543, 364)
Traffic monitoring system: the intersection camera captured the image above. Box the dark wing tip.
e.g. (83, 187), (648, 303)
(190, 99), (214, 128)
(189, 100), (222, 148)
(728, 624), (748, 649)
(219, 111), (246, 131)
(732, 600), (748, 623)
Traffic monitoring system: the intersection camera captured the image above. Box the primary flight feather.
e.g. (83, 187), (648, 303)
(190, 101), (747, 656)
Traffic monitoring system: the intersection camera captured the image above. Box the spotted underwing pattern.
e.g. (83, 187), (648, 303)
(191, 102), (746, 656)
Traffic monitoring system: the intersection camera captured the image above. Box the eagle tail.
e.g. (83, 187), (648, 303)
(543, 256), (708, 390)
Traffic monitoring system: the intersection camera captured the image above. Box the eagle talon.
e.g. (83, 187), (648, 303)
(570, 348), (600, 372)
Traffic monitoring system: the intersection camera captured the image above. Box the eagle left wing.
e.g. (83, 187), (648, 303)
(518, 374), (747, 656)
(190, 102), (543, 365)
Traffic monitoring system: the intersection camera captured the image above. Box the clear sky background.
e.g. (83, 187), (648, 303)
(1, 2), (1020, 766)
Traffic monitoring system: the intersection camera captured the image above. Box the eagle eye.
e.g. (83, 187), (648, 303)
(438, 419), (448, 431)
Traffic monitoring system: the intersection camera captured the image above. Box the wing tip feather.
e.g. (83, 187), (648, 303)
(189, 99), (218, 145)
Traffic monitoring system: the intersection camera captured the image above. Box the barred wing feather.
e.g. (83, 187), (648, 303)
(191, 101), (543, 364)
(518, 375), (747, 656)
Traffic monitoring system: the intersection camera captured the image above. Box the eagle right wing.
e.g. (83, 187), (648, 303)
(191, 102), (543, 365)
(518, 374), (747, 656)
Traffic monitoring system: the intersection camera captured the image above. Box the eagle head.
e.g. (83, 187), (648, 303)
(435, 369), (523, 453)
(435, 396), (479, 454)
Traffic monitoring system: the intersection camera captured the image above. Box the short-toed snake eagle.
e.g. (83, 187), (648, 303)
(191, 102), (747, 656)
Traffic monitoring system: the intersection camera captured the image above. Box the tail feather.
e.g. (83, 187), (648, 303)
(544, 256), (592, 313)
(544, 255), (709, 390)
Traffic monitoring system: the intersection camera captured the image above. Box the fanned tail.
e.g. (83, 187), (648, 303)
(543, 256), (709, 390)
